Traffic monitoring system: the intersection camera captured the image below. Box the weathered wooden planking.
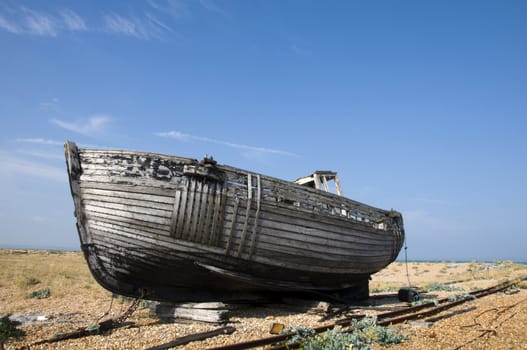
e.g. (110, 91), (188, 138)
(87, 225), (254, 272)
(82, 159), (394, 249)
(257, 174), (387, 218)
(220, 214), (392, 256)
(80, 149), (393, 225)
(253, 221), (392, 251)
(83, 199), (171, 218)
(84, 192), (393, 267)
(80, 181), (177, 198)
(245, 232), (392, 257)
(227, 211), (391, 247)
(82, 193), (174, 212)
(80, 175), (181, 190)
(171, 178), (225, 246)
(82, 187), (174, 204)
(222, 207), (392, 246)
(89, 226), (377, 274)
(250, 246), (391, 272)
(88, 225), (210, 257)
(85, 211), (171, 234)
(89, 218), (170, 239)
(88, 233), (190, 273)
(223, 193), (391, 235)
(83, 203), (171, 226)
(88, 216), (234, 258)
(246, 239), (391, 263)
(82, 153), (390, 229)
(260, 202), (392, 234)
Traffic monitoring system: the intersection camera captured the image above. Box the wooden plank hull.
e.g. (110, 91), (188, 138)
(64, 141), (405, 301)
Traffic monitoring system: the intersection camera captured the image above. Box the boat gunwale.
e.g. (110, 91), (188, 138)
(76, 147), (400, 219)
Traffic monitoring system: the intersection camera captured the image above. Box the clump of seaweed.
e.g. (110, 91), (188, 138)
(424, 282), (464, 292)
(447, 294), (476, 302)
(410, 298), (439, 307)
(281, 317), (408, 350)
(371, 285), (399, 293)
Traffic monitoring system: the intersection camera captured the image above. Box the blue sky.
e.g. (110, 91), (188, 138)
(0, 1), (526, 261)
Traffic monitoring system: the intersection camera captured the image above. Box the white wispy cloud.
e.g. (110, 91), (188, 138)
(156, 130), (299, 157)
(16, 138), (63, 146)
(77, 143), (111, 149)
(0, 6), (87, 36)
(21, 7), (57, 36)
(147, 0), (190, 19)
(0, 151), (65, 182)
(15, 138), (63, 160)
(0, 4), (178, 40)
(148, 0), (226, 18)
(157, 130), (191, 141)
(198, 0), (225, 15)
(0, 14), (22, 34)
(60, 9), (87, 31)
(103, 13), (144, 38)
(17, 150), (64, 161)
(51, 115), (111, 135)
(145, 12), (173, 33)
(103, 12), (172, 39)
(39, 97), (61, 112)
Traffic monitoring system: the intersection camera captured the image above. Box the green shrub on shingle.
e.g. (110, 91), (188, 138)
(28, 287), (51, 299)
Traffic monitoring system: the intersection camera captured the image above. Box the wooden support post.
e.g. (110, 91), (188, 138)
(150, 302), (231, 324)
(248, 174), (261, 259)
(321, 176), (330, 192)
(237, 173), (252, 257)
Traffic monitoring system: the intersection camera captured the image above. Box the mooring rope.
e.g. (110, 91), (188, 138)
(404, 238), (412, 288)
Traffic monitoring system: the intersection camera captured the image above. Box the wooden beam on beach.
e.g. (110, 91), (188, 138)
(150, 302), (230, 324)
(147, 326), (236, 350)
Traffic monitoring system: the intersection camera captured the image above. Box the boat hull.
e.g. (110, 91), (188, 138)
(65, 141), (404, 301)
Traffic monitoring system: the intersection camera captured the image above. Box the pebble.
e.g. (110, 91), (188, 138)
(3, 253), (526, 350)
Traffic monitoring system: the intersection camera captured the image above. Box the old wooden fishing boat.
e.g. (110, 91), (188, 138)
(65, 141), (404, 302)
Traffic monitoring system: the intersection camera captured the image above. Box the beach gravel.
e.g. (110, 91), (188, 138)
(1, 250), (526, 350)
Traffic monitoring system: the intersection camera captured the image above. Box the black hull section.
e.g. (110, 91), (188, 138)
(81, 243), (371, 302)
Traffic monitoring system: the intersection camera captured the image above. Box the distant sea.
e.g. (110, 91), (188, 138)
(0, 243), (80, 252)
(1, 244), (525, 265)
(398, 258), (526, 265)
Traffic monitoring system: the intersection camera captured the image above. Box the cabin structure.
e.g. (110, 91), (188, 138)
(295, 171), (343, 196)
